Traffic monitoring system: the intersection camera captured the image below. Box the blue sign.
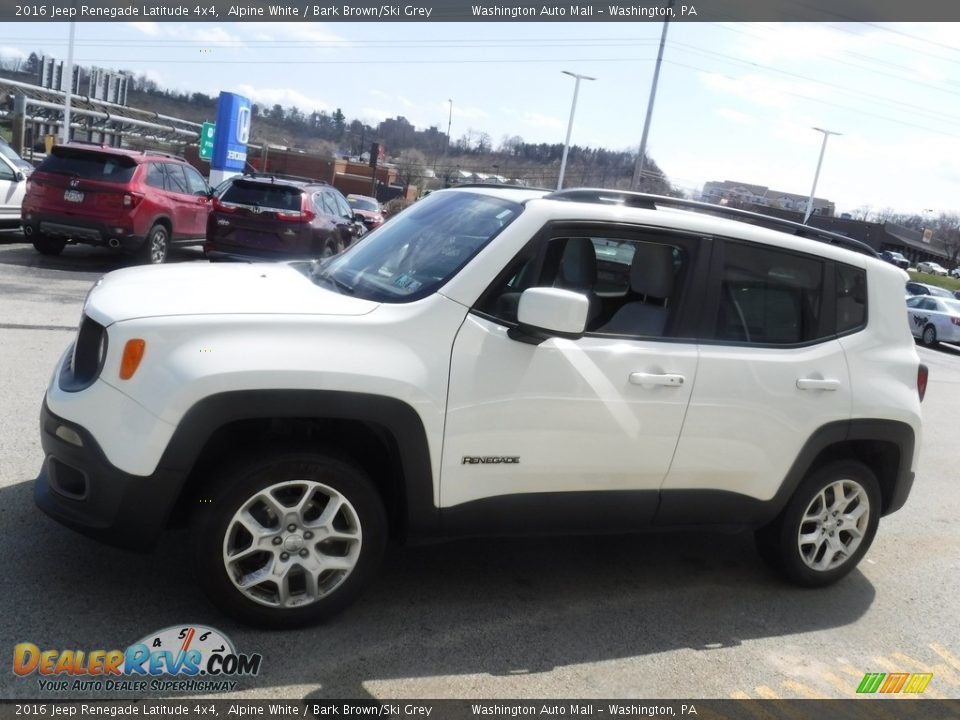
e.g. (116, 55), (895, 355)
(211, 91), (251, 173)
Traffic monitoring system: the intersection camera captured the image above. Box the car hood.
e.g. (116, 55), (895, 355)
(353, 208), (382, 221)
(84, 262), (379, 326)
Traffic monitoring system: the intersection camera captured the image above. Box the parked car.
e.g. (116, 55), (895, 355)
(36, 187), (925, 627)
(950, 267), (960, 279)
(21, 143), (212, 263)
(906, 294), (960, 346)
(879, 250), (909, 269)
(0, 138), (32, 228)
(206, 174), (364, 260)
(905, 281), (955, 298)
(346, 193), (385, 232)
(916, 261), (948, 276)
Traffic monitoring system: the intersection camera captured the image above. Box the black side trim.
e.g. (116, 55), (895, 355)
(656, 419), (916, 526)
(441, 491), (659, 537)
(157, 390), (438, 536)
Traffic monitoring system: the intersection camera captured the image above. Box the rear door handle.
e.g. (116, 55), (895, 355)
(629, 372), (685, 387)
(796, 378), (841, 391)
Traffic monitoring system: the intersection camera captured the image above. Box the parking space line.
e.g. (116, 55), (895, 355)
(930, 643), (960, 673)
(780, 680), (823, 699)
(753, 686), (781, 699)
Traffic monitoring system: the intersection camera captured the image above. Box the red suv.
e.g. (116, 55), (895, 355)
(21, 143), (211, 264)
(205, 175), (365, 261)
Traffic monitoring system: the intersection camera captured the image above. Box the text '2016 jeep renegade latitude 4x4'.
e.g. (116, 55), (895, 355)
(36, 187), (926, 627)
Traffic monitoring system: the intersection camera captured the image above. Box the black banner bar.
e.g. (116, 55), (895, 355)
(2, 0), (960, 22)
(2, 700), (960, 720)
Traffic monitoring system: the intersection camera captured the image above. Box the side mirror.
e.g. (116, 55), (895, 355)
(509, 287), (588, 345)
(14, 171), (24, 182)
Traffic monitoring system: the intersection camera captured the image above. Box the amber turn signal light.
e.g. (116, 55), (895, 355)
(119, 339), (146, 380)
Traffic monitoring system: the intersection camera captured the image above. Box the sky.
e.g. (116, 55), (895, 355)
(2, 20), (959, 216)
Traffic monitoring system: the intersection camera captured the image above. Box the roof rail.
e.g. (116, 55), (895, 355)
(544, 188), (879, 258)
(65, 140), (109, 148)
(242, 171), (320, 184)
(142, 149), (184, 160)
(448, 182), (551, 191)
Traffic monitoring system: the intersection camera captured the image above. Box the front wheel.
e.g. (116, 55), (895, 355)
(191, 448), (387, 628)
(756, 461), (881, 587)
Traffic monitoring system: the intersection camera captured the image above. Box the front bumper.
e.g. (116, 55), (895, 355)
(35, 401), (183, 551)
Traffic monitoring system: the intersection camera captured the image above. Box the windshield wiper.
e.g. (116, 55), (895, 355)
(312, 268), (355, 295)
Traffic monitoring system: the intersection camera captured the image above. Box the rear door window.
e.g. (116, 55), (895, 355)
(715, 242), (826, 345)
(38, 148), (137, 183)
(162, 164), (189, 194)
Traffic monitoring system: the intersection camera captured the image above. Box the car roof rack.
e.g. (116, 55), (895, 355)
(142, 149), (185, 160)
(241, 171), (321, 185)
(543, 188), (879, 258)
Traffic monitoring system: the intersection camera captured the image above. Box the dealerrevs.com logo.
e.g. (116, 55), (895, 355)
(13, 625), (262, 693)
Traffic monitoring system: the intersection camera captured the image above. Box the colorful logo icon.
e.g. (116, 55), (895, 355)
(857, 672), (933, 694)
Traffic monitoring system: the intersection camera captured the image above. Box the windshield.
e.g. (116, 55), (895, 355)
(349, 196), (380, 213)
(0, 141), (31, 171)
(308, 191), (523, 303)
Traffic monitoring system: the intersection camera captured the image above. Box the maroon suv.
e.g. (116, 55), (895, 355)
(21, 143), (212, 264)
(205, 175), (364, 261)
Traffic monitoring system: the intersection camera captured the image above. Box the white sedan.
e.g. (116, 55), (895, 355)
(917, 261), (949, 276)
(907, 295), (960, 345)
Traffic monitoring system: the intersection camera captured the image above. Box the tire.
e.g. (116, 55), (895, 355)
(32, 234), (66, 256)
(755, 461), (881, 588)
(319, 237), (342, 259)
(921, 324), (938, 347)
(191, 447), (388, 628)
(140, 223), (169, 265)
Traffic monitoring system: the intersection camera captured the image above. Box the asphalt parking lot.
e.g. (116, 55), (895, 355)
(1, 234), (959, 702)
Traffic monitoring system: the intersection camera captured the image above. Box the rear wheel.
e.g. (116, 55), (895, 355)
(191, 448), (387, 628)
(31, 233), (66, 256)
(141, 223), (169, 264)
(921, 324), (938, 347)
(756, 461), (881, 587)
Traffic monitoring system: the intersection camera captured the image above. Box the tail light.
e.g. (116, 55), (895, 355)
(213, 198), (237, 214)
(918, 364), (929, 402)
(122, 192), (144, 208)
(276, 195), (316, 223)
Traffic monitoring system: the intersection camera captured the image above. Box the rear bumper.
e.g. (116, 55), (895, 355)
(23, 212), (144, 251)
(35, 400), (183, 551)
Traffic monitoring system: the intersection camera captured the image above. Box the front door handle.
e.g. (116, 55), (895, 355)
(796, 378), (841, 391)
(629, 372), (685, 387)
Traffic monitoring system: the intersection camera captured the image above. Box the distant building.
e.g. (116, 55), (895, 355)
(701, 179), (835, 217)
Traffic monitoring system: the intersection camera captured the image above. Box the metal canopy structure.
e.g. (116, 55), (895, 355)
(0, 76), (202, 154)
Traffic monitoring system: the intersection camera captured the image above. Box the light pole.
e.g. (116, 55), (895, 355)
(557, 70), (596, 191)
(446, 98), (453, 151)
(803, 127), (842, 224)
(61, 20), (76, 144)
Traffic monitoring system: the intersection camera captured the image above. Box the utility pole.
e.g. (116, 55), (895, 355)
(632, 0), (674, 191)
(557, 70), (596, 191)
(803, 127), (842, 224)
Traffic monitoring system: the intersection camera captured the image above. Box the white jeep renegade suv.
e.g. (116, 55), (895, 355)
(36, 187), (926, 627)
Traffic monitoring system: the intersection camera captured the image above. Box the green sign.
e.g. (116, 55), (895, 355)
(198, 122), (216, 161)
